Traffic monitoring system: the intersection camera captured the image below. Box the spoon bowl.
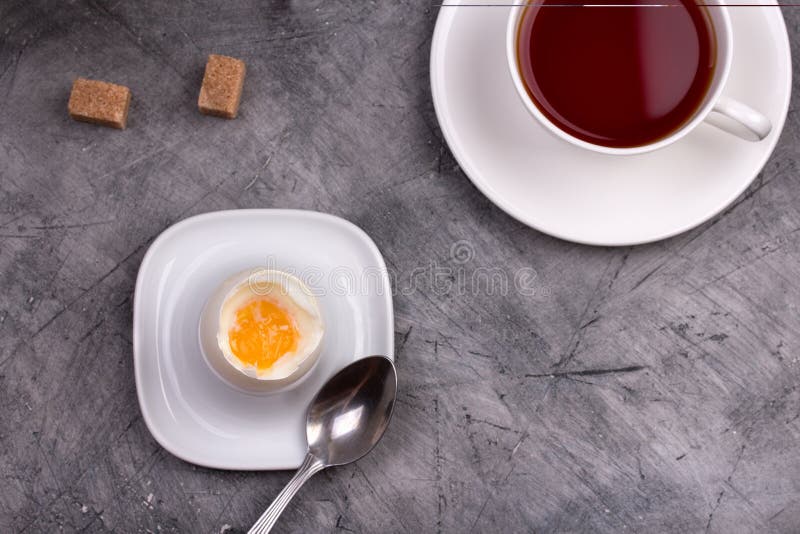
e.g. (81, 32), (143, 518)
(249, 355), (397, 533)
(306, 355), (397, 466)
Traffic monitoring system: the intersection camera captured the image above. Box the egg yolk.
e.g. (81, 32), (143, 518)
(228, 298), (299, 370)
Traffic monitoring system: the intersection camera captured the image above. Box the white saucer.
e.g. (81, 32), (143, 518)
(431, 1), (791, 246)
(133, 210), (394, 470)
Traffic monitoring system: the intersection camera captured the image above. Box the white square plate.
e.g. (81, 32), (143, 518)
(133, 210), (394, 470)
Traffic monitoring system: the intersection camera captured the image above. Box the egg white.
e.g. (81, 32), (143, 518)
(215, 269), (324, 381)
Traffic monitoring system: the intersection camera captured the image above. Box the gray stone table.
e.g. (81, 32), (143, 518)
(2, 1), (800, 532)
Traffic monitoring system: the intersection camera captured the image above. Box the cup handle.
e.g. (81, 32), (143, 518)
(708, 96), (772, 141)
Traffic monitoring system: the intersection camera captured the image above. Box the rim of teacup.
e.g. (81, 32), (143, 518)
(505, 0), (734, 156)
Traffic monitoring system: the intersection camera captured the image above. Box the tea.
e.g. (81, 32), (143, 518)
(516, 0), (717, 148)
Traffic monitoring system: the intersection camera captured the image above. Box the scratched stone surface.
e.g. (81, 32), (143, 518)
(2, 1), (800, 533)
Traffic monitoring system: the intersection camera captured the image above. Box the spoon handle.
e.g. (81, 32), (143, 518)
(248, 453), (326, 534)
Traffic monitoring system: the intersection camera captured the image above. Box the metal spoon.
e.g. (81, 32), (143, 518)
(248, 355), (397, 534)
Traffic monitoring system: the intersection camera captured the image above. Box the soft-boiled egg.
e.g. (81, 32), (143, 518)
(199, 269), (324, 390)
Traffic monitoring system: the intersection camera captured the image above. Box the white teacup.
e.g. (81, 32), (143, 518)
(506, 0), (772, 155)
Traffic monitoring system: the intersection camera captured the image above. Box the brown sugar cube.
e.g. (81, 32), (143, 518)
(68, 78), (131, 129)
(198, 54), (246, 119)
